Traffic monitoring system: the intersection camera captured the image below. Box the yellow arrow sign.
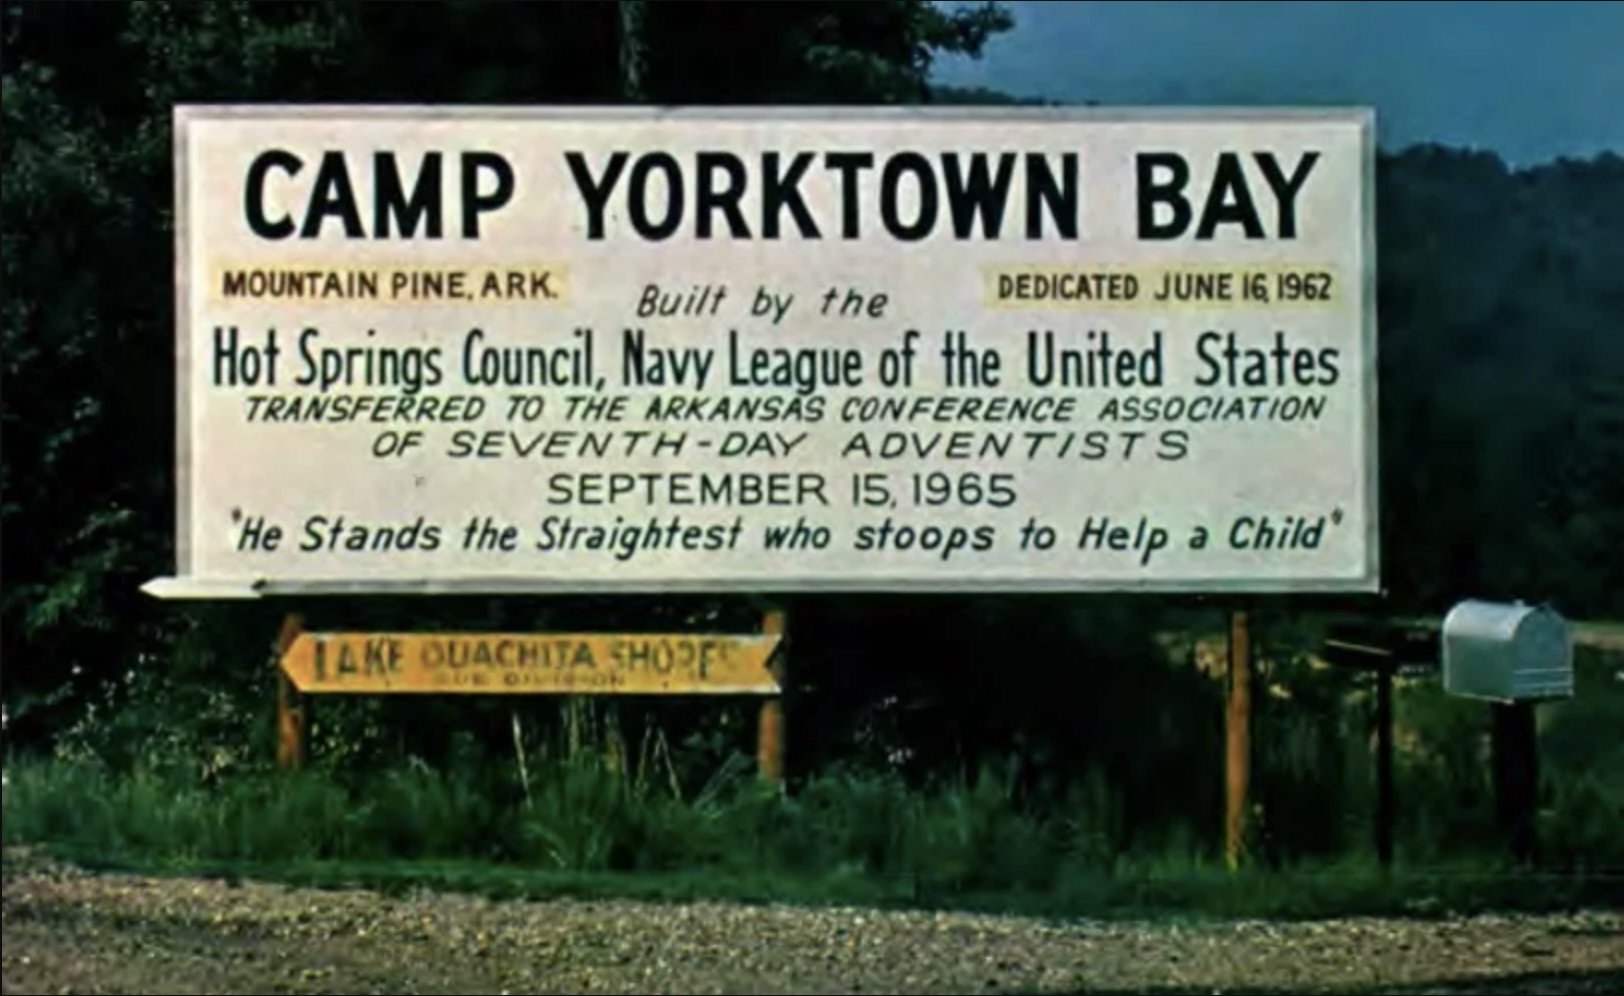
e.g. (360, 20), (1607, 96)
(278, 631), (782, 694)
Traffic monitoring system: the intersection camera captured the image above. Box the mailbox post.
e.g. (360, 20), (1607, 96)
(1440, 600), (1574, 866)
(1321, 626), (1438, 872)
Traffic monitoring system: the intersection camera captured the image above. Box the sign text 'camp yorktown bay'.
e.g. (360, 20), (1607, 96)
(146, 106), (1377, 598)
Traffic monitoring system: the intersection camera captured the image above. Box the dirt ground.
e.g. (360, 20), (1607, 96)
(3, 850), (1620, 995)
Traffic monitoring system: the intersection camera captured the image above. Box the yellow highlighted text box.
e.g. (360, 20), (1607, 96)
(209, 264), (568, 304)
(985, 264), (1339, 308)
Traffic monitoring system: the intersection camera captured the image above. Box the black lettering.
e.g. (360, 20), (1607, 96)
(1136, 152), (1190, 240)
(1157, 429), (1190, 460)
(301, 151), (365, 239)
(244, 149), (301, 239)
(1026, 153), (1080, 239)
(1254, 151), (1320, 239)
(297, 513), (442, 552)
(1194, 331), (1224, 386)
(942, 152), (1013, 238)
(374, 151), (442, 238)
(628, 151), (684, 240)
(823, 152), (872, 238)
(695, 151), (749, 239)
(851, 517), (995, 558)
(552, 150), (1088, 242)
(763, 152), (819, 238)
(460, 151), (514, 237)
(1196, 152), (1264, 240)
(566, 151), (627, 239)
(1317, 346), (1340, 383)
(880, 152), (937, 240)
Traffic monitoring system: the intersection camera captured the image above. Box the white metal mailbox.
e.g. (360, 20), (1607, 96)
(1441, 599), (1573, 702)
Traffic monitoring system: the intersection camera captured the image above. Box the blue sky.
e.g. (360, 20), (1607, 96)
(929, 1), (1622, 165)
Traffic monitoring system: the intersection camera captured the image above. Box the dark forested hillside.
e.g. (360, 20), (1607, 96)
(1375, 147), (1624, 616)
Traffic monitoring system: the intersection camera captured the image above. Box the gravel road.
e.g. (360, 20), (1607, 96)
(3, 850), (1620, 995)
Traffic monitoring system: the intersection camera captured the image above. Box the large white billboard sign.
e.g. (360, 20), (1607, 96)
(146, 105), (1376, 597)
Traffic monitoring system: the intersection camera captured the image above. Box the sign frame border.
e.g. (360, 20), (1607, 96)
(152, 103), (1378, 598)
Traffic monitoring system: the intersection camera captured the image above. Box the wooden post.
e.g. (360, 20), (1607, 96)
(757, 607), (787, 791)
(1225, 609), (1252, 871)
(275, 614), (306, 770)
(1491, 701), (1539, 866)
(1374, 662), (1395, 871)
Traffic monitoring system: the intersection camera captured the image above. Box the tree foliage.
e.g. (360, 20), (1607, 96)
(0, 0), (1018, 746)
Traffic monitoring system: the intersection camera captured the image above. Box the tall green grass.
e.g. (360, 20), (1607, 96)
(7, 637), (1618, 918)
(5, 750), (1618, 919)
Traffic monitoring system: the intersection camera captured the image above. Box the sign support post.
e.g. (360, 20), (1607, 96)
(756, 606), (788, 789)
(275, 614), (306, 770)
(1225, 608), (1252, 871)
